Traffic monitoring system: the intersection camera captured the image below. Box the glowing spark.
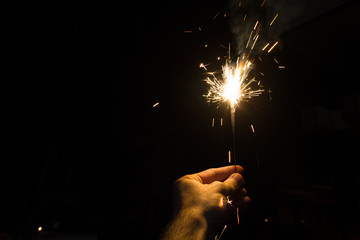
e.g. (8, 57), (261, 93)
(262, 43), (270, 51)
(199, 63), (208, 70)
(261, 0), (266, 7)
(278, 66), (285, 68)
(270, 13), (278, 26)
(274, 58), (279, 64)
(228, 150), (231, 163)
(254, 21), (259, 30)
(220, 118), (223, 126)
(246, 30), (253, 49)
(251, 124), (255, 133)
(215, 225), (227, 240)
(226, 196), (233, 205)
(237, 208), (240, 224)
(251, 34), (259, 50)
(184, 30), (192, 33)
(153, 102), (159, 108)
(253, 25), (261, 39)
(212, 118), (215, 127)
(243, 14), (247, 21)
(204, 57), (264, 109)
(214, 12), (220, 19)
(267, 41), (278, 53)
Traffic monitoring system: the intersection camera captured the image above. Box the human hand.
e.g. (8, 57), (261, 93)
(173, 165), (250, 228)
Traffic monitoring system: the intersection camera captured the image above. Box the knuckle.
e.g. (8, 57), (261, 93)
(233, 173), (245, 184)
(173, 176), (187, 188)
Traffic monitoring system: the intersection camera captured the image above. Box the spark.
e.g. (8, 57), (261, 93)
(237, 208), (240, 224)
(260, 0), (266, 7)
(262, 43), (270, 51)
(226, 196), (233, 205)
(214, 12), (220, 19)
(246, 30), (253, 49)
(228, 150), (231, 163)
(278, 66), (285, 68)
(220, 118), (223, 126)
(274, 58), (279, 64)
(204, 57), (264, 109)
(251, 34), (259, 50)
(199, 63), (208, 70)
(270, 13), (279, 26)
(267, 41), (278, 53)
(212, 118), (215, 127)
(254, 21), (259, 30)
(215, 225), (227, 240)
(251, 124), (255, 133)
(153, 102), (159, 108)
(184, 30), (192, 33)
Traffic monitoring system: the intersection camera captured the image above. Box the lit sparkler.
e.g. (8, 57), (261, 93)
(203, 57), (263, 110)
(199, 0), (281, 231)
(202, 53), (264, 171)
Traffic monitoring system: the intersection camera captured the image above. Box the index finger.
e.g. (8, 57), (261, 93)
(194, 165), (244, 184)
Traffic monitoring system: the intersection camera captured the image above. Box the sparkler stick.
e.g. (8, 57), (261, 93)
(230, 103), (237, 172)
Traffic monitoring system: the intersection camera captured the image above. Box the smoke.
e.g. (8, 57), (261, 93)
(227, 0), (306, 55)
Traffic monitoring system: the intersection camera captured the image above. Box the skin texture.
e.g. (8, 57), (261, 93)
(161, 165), (251, 240)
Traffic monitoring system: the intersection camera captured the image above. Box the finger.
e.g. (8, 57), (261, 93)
(221, 173), (245, 196)
(194, 165), (244, 184)
(235, 196), (251, 210)
(232, 187), (247, 201)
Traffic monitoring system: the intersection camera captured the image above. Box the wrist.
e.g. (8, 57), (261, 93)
(177, 207), (208, 228)
(166, 207), (208, 240)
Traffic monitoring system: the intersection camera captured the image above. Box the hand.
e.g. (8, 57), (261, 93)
(173, 165), (250, 227)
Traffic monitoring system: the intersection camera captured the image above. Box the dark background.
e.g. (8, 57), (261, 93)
(2, 0), (359, 239)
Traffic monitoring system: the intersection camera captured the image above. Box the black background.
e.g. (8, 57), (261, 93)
(2, 0), (359, 239)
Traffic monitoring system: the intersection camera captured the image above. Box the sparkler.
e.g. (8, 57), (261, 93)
(202, 52), (264, 171)
(197, 0), (282, 235)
